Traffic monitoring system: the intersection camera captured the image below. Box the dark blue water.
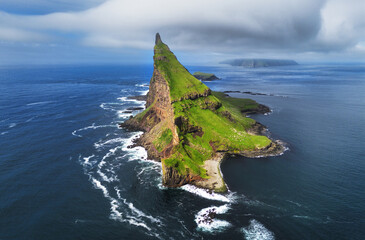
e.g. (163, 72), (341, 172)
(1, 64), (364, 239)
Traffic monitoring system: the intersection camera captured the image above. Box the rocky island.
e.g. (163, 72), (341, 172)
(193, 72), (219, 81)
(120, 33), (284, 192)
(221, 58), (298, 68)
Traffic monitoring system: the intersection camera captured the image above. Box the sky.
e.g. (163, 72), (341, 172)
(0, 0), (364, 65)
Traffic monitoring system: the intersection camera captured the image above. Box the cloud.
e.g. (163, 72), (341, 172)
(0, 26), (46, 42)
(0, 0), (364, 62)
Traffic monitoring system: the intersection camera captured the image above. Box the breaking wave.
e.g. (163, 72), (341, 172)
(180, 184), (231, 203)
(195, 204), (231, 233)
(241, 219), (275, 240)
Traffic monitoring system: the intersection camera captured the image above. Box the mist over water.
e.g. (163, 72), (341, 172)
(0, 64), (364, 239)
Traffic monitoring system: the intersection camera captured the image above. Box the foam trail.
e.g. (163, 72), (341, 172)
(181, 184), (231, 203)
(195, 204), (231, 233)
(91, 178), (127, 223)
(135, 83), (149, 87)
(82, 154), (95, 166)
(8, 123), (17, 128)
(94, 137), (126, 149)
(117, 111), (133, 119)
(121, 198), (161, 224)
(118, 97), (141, 102)
(100, 103), (121, 111)
(241, 219), (275, 240)
(72, 124), (116, 137)
(26, 101), (54, 106)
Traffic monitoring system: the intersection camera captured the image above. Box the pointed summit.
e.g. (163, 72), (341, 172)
(155, 33), (162, 45)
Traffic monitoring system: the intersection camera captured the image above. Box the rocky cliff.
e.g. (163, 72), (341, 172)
(121, 33), (284, 192)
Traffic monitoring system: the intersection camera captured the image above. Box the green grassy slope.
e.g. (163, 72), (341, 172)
(212, 91), (260, 112)
(154, 41), (209, 102)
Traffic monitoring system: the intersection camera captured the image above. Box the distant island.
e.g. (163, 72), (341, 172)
(193, 72), (219, 81)
(221, 58), (298, 68)
(120, 33), (284, 192)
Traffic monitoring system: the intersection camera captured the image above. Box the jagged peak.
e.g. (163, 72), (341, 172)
(155, 33), (162, 45)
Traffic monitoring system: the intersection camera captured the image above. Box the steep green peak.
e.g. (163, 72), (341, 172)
(153, 34), (209, 102)
(155, 32), (162, 45)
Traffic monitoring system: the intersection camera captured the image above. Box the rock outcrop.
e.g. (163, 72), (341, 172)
(121, 33), (285, 192)
(193, 72), (219, 81)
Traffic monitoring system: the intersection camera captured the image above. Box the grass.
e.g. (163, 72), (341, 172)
(193, 72), (217, 80)
(153, 128), (173, 152)
(212, 91), (261, 112)
(154, 42), (209, 101)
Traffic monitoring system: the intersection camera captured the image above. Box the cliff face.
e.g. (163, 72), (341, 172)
(121, 33), (284, 192)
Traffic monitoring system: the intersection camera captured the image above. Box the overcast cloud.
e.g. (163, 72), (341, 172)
(0, 0), (364, 64)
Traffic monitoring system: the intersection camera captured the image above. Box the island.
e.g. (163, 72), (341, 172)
(221, 58), (298, 68)
(120, 33), (284, 192)
(193, 72), (219, 81)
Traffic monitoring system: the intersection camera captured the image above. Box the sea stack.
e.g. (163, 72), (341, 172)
(121, 33), (284, 192)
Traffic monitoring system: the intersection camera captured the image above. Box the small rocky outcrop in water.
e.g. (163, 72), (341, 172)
(120, 33), (284, 192)
(193, 72), (219, 81)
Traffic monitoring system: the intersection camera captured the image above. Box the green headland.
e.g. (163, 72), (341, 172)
(121, 33), (284, 192)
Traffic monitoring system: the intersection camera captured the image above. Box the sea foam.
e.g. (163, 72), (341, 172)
(180, 184), (231, 203)
(195, 204), (231, 233)
(241, 219), (275, 240)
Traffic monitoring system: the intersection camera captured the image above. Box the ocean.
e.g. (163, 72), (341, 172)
(0, 63), (364, 239)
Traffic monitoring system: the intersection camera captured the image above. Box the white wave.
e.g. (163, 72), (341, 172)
(72, 130), (82, 138)
(126, 217), (152, 231)
(264, 110), (273, 116)
(92, 178), (110, 197)
(241, 219), (275, 240)
(91, 178), (126, 222)
(26, 101), (54, 106)
(100, 103), (116, 111)
(121, 131), (143, 147)
(195, 204), (231, 233)
(121, 198), (161, 224)
(97, 169), (118, 182)
(8, 123), (17, 128)
(98, 146), (123, 182)
(117, 110), (133, 119)
(117, 96), (145, 105)
(82, 154), (95, 167)
(126, 146), (148, 161)
(139, 89), (149, 95)
(180, 184), (231, 203)
(1, 131), (8, 135)
(72, 124), (116, 137)
(135, 83), (149, 87)
(94, 137), (126, 149)
(117, 97), (135, 102)
(25, 117), (36, 122)
(114, 186), (122, 199)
